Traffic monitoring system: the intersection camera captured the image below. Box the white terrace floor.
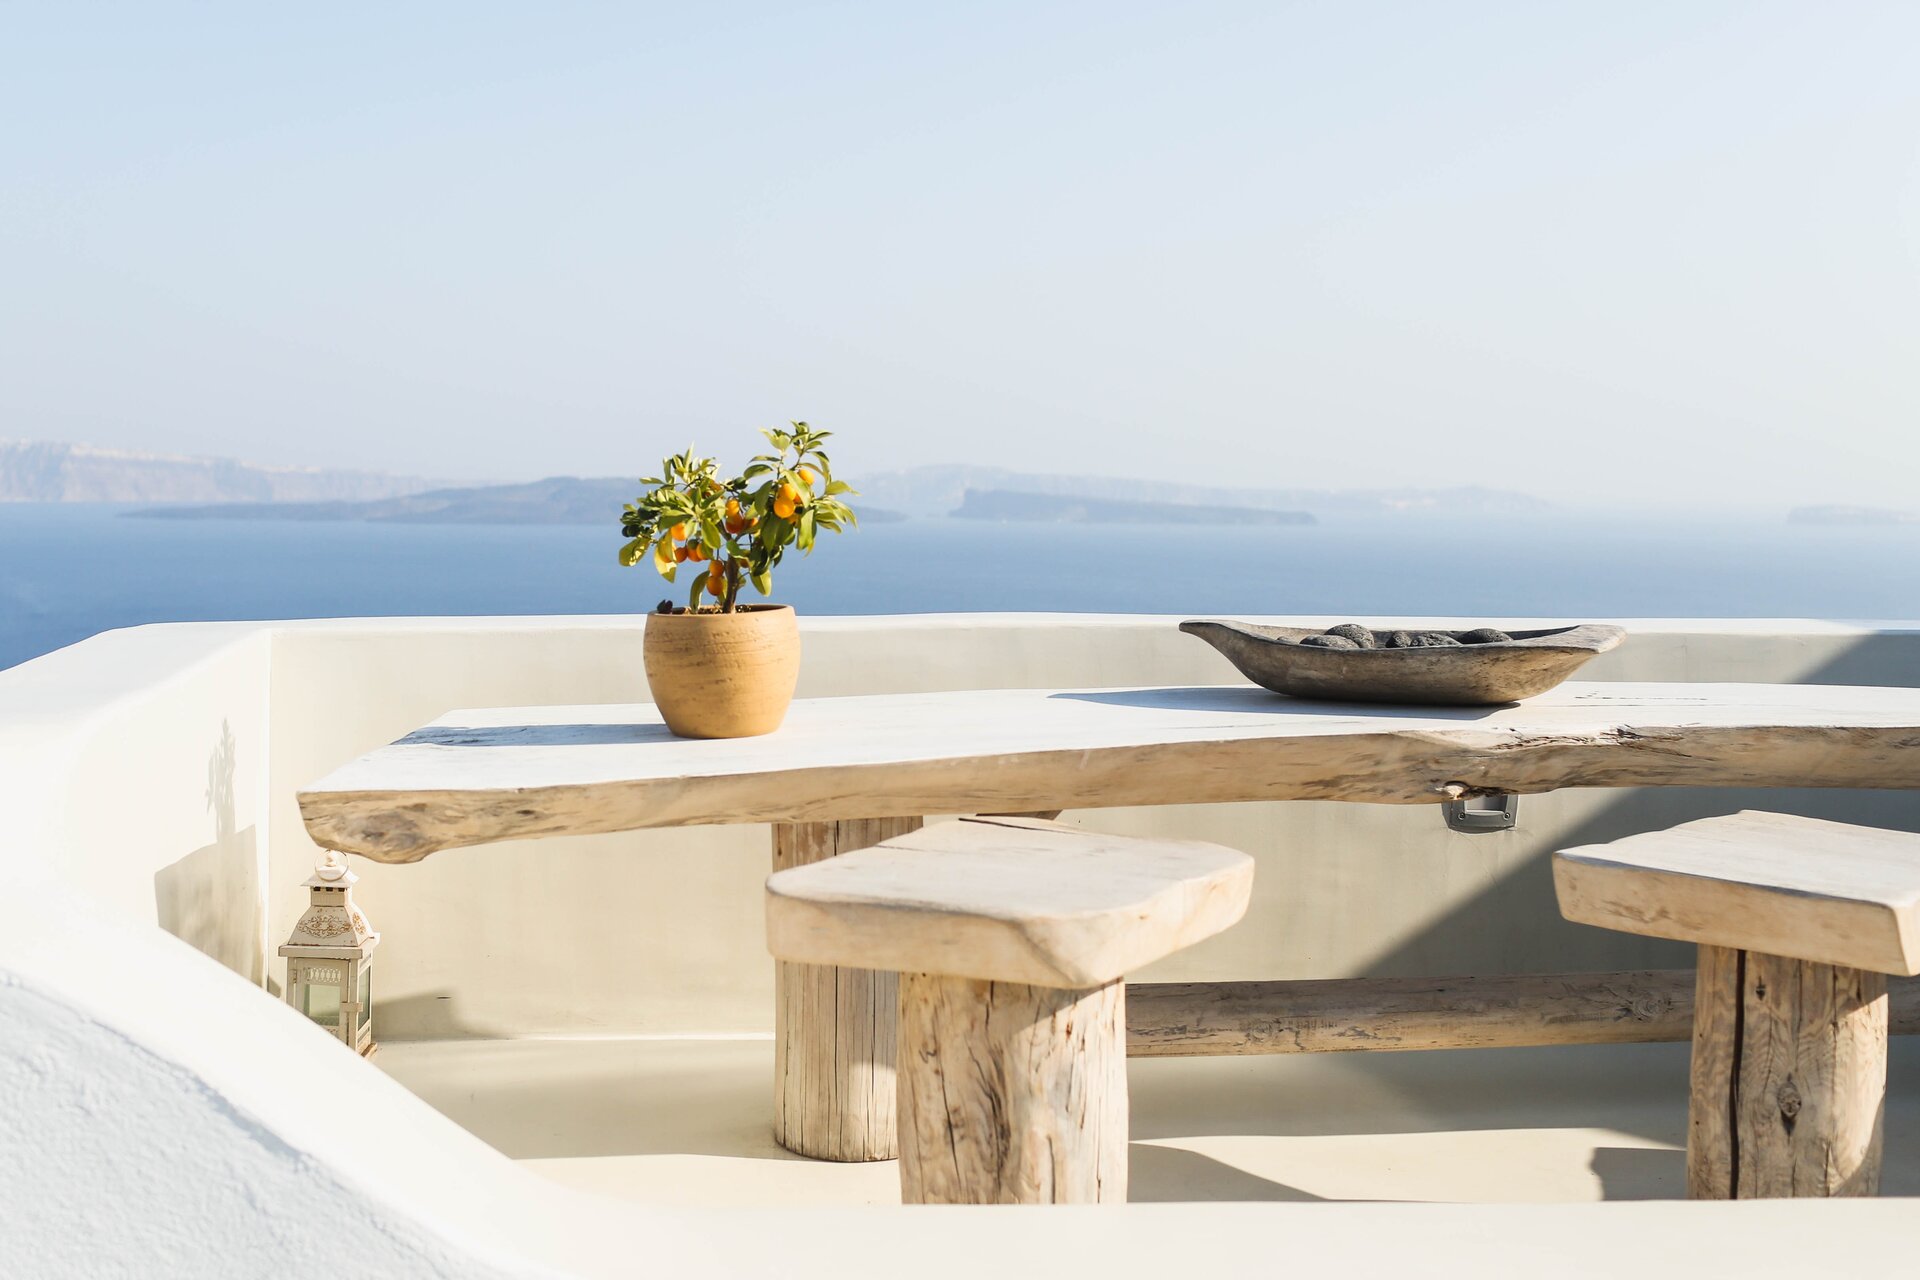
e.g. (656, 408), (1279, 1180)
(382, 1036), (1920, 1207)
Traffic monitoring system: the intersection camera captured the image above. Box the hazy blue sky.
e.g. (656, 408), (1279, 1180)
(2, 3), (1916, 507)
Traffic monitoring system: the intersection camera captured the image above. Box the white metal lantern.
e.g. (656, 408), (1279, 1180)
(279, 851), (380, 1056)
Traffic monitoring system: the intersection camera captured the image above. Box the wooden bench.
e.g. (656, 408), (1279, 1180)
(765, 815), (1254, 1203)
(1555, 810), (1920, 1199)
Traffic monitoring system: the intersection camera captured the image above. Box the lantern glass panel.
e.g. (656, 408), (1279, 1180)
(356, 965), (372, 1032)
(301, 972), (343, 1029)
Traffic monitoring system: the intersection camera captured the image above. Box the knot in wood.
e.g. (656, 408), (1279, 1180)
(1776, 1077), (1803, 1123)
(1628, 994), (1668, 1021)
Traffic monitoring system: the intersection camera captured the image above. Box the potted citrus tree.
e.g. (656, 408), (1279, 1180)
(618, 423), (857, 738)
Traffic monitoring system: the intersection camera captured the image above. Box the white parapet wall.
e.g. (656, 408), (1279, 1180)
(4, 614), (1920, 1277)
(266, 614), (1920, 1038)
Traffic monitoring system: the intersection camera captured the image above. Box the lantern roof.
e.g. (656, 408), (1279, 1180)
(282, 851), (379, 952)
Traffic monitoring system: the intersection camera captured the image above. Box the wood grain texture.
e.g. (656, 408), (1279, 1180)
(298, 681), (1920, 862)
(1734, 953), (1886, 1198)
(898, 972), (1127, 1204)
(1128, 970), (1920, 1058)
(1686, 945), (1743, 1198)
(1126, 970), (1695, 1056)
(1689, 946), (1888, 1199)
(1556, 811), (1920, 975)
(771, 816), (921, 1162)
(765, 817), (1254, 988)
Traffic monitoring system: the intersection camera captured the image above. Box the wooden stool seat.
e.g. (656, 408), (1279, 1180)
(766, 816), (1254, 1204)
(766, 815), (1255, 987)
(1555, 810), (1920, 975)
(1556, 811), (1920, 1200)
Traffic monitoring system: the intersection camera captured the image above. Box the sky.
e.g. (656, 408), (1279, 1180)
(1, 2), (1916, 509)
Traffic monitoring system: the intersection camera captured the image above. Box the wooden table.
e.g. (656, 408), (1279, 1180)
(299, 681), (1920, 1160)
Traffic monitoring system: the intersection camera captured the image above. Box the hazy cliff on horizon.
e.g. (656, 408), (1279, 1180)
(0, 440), (438, 504)
(134, 475), (908, 525)
(129, 470), (1524, 526)
(106, 449), (1552, 525)
(1788, 504), (1918, 526)
(853, 464), (1550, 517)
(3, 438), (1570, 525)
(953, 488), (1314, 525)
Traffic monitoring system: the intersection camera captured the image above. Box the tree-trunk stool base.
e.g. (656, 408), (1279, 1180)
(765, 816), (1255, 1203)
(771, 817), (923, 1162)
(1555, 811), (1920, 1199)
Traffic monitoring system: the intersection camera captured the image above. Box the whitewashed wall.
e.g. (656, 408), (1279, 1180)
(7, 615), (1919, 1039)
(5, 614), (1920, 1277)
(257, 615), (1920, 1038)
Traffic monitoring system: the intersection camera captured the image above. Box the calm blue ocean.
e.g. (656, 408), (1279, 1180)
(3, 504), (1918, 671)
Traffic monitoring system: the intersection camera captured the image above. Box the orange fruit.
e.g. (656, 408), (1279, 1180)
(777, 482), (798, 504)
(668, 523), (687, 542)
(724, 515), (747, 535)
(686, 543), (706, 562)
(706, 568), (724, 596)
(673, 545), (688, 563)
(772, 498), (795, 520)
(797, 466), (819, 487)
(725, 498), (742, 516)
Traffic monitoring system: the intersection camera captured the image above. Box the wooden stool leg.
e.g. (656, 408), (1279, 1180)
(772, 817), (922, 1161)
(897, 971), (1128, 1204)
(1689, 944), (1888, 1198)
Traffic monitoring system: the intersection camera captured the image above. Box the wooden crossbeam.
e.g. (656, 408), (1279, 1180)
(1125, 970), (1920, 1057)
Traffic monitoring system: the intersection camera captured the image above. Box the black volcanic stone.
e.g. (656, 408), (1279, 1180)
(1325, 624), (1377, 648)
(1458, 627), (1513, 645)
(1299, 633), (1361, 649)
(1384, 630), (1416, 649)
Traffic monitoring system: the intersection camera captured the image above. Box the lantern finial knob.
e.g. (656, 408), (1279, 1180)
(315, 850), (348, 882)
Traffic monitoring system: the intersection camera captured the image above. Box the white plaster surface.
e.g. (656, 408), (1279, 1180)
(4, 615), (1920, 1277)
(267, 615), (1920, 1039)
(381, 1033), (1920, 1207)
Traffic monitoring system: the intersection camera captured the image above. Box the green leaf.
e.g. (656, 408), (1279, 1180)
(618, 537), (646, 567)
(750, 567), (772, 595)
(824, 480), (854, 496)
(688, 575), (704, 610)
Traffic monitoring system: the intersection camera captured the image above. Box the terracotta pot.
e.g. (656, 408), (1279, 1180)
(643, 604), (801, 738)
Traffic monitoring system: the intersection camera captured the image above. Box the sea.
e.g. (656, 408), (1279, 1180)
(3, 503), (1918, 672)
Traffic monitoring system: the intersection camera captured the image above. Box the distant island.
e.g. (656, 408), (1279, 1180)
(133, 476), (906, 525)
(954, 488), (1313, 526)
(853, 465), (1549, 518)
(0, 440), (436, 504)
(0, 438), (1549, 525)
(1788, 504), (1918, 526)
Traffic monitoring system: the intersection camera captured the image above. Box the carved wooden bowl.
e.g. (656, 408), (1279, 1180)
(1180, 620), (1626, 706)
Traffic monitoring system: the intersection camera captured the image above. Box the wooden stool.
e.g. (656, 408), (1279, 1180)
(1555, 810), (1920, 1199)
(765, 816), (1253, 1204)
